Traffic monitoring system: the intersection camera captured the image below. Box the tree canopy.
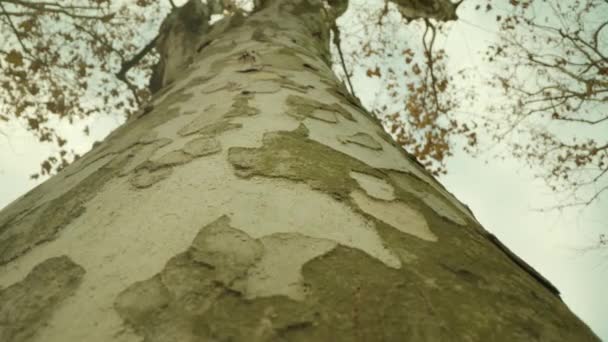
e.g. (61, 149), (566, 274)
(333, 0), (606, 213)
(0, 0), (164, 175)
(0, 0), (605, 239)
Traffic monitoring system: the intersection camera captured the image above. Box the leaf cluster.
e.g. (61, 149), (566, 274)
(335, 0), (475, 176)
(0, 0), (165, 177)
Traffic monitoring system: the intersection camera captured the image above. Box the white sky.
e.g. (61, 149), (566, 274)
(0, 0), (606, 339)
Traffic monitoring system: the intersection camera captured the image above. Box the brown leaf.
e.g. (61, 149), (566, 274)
(19, 18), (36, 33)
(366, 67), (381, 78)
(41, 160), (52, 174)
(57, 137), (67, 147)
(412, 64), (421, 75)
(78, 62), (87, 77)
(28, 117), (39, 130)
(6, 50), (24, 66)
(30, 59), (43, 73)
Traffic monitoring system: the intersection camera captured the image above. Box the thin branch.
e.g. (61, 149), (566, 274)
(72, 22), (125, 60)
(1, 0), (98, 11)
(422, 18), (440, 110)
(321, 4), (356, 98)
(544, 185), (608, 210)
(553, 114), (608, 125)
(1, 0), (114, 20)
(331, 24), (357, 98)
(0, 1), (33, 57)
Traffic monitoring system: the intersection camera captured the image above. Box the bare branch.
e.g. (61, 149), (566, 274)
(0, 1), (33, 57)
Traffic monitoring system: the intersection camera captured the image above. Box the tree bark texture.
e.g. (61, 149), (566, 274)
(0, 0), (600, 341)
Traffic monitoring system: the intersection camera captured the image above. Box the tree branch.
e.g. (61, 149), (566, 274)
(331, 24), (356, 98)
(1, 0), (114, 20)
(0, 1), (33, 57)
(116, 35), (158, 82)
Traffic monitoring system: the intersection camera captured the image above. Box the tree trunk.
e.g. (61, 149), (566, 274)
(0, 1), (599, 341)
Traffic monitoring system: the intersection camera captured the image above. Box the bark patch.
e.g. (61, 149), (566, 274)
(113, 216), (270, 341)
(228, 128), (379, 199)
(286, 94), (354, 122)
(178, 108), (243, 137)
(130, 167), (173, 189)
(184, 137), (222, 157)
(226, 128), (436, 243)
(0, 160), (122, 265)
(128, 136), (221, 189)
(388, 170), (467, 226)
(224, 95), (260, 118)
(338, 132), (383, 151)
(0, 256), (85, 342)
(349, 171), (396, 201)
(350, 190), (437, 242)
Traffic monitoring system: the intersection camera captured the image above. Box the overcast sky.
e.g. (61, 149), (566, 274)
(0, 0), (606, 339)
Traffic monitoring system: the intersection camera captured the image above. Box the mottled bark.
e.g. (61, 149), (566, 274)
(0, 0), (599, 341)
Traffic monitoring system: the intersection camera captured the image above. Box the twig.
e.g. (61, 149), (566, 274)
(0, 1), (33, 57)
(319, 5), (356, 98)
(2, 0), (113, 20)
(422, 18), (440, 110)
(331, 23), (357, 98)
(114, 33), (160, 108)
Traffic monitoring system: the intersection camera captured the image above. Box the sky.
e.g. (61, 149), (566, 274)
(0, 0), (606, 340)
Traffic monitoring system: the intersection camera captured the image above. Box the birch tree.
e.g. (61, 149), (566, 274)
(0, 0), (600, 341)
